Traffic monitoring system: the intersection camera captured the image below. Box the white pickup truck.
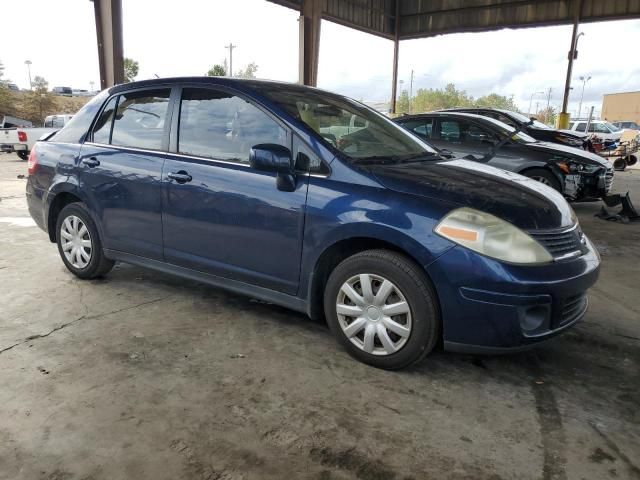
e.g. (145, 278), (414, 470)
(0, 114), (73, 160)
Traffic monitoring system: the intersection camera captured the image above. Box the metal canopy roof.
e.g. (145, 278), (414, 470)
(268, 0), (640, 39)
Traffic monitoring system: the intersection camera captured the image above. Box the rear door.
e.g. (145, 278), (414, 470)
(161, 86), (309, 294)
(79, 87), (172, 260)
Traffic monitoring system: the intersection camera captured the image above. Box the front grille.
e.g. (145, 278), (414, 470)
(529, 226), (584, 259)
(605, 168), (614, 193)
(558, 293), (588, 327)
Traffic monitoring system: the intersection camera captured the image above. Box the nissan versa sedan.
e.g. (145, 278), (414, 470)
(26, 77), (600, 369)
(395, 112), (614, 201)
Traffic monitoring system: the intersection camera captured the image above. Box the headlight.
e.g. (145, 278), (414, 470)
(435, 208), (553, 264)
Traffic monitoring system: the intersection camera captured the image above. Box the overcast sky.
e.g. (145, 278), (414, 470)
(3, 0), (640, 118)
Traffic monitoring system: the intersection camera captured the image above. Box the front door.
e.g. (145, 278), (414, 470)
(162, 87), (308, 295)
(79, 87), (172, 260)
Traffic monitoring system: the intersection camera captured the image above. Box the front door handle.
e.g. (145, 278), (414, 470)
(81, 157), (100, 168)
(167, 171), (192, 184)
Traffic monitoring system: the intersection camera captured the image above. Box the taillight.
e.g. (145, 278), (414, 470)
(27, 148), (38, 176)
(18, 130), (27, 142)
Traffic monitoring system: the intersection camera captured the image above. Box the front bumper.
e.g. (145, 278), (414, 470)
(565, 167), (613, 200)
(427, 238), (600, 353)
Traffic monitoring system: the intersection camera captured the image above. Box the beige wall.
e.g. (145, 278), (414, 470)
(602, 91), (640, 123)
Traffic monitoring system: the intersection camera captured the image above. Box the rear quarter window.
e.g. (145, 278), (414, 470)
(51, 91), (110, 144)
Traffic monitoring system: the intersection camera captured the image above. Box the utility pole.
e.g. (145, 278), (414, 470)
(559, 0), (584, 129)
(409, 69), (414, 114)
(225, 43), (236, 77)
(528, 91), (544, 116)
(545, 87), (552, 123)
(24, 60), (32, 90)
(577, 75), (591, 119)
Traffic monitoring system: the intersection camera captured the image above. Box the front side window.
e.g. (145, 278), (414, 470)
(109, 89), (171, 150)
(178, 88), (287, 164)
(253, 85), (437, 162)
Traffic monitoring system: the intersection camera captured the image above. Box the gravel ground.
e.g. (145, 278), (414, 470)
(0, 152), (638, 480)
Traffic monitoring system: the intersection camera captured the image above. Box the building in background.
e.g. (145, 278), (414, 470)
(602, 91), (640, 123)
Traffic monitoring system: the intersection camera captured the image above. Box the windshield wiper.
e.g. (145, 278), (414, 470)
(352, 153), (440, 165)
(473, 119), (534, 163)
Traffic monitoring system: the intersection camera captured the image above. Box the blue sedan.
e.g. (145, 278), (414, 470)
(25, 77), (599, 369)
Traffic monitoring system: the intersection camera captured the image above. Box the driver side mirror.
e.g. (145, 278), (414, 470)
(249, 144), (293, 174)
(249, 144), (296, 192)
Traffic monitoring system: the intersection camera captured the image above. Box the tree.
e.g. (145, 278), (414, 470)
(0, 60), (10, 114)
(20, 75), (55, 124)
(474, 93), (518, 111)
(536, 106), (557, 126)
(207, 64), (227, 76)
(123, 58), (139, 83)
(32, 75), (48, 93)
(396, 90), (410, 114)
(235, 62), (258, 79)
(410, 83), (473, 113)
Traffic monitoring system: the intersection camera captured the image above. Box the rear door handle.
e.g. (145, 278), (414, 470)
(81, 157), (100, 168)
(167, 171), (192, 183)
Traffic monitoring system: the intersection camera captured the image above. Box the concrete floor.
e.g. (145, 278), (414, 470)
(0, 152), (638, 480)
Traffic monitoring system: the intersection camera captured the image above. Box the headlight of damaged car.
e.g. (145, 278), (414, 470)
(435, 208), (553, 264)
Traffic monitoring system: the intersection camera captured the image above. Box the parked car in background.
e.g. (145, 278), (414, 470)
(0, 81), (20, 91)
(440, 107), (587, 148)
(1, 114), (33, 128)
(52, 86), (73, 96)
(3, 114), (73, 160)
(566, 119), (637, 142)
(26, 77), (600, 369)
(612, 120), (640, 131)
(395, 112), (613, 201)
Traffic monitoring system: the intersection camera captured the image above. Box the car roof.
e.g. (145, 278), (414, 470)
(109, 76), (332, 97)
(397, 111), (498, 121)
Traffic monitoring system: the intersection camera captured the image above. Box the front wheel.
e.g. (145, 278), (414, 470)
(522, 168), (562, 192)
(56, 202), (114, 279)
(324, 250), (440, 370)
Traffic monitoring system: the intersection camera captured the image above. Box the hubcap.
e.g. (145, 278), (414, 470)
(532, 176), (551, 186)
(336, 274), (412, 356)
(60, 215), (92, 269)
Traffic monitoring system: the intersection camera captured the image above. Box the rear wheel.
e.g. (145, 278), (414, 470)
(17, 151), (28, 161)
(523, 168), (562, 192)
(324, 250), (439, 370)
(56, 202), (114, 279)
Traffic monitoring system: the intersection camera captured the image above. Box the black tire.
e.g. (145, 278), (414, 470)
(324, 249), (440, 370)
(17, 151), (29, 161)
(522, 168), (562, 192)
(55, 202), (114, 279)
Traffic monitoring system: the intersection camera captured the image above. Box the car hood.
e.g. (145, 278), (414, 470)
(526, 141), (610, 168)
(368, 159), (574, 230)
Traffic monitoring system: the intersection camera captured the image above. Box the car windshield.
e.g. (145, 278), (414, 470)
(504, 110), (551, 130)
(604, 122), (621, 132)
(255, 85), (438, 162)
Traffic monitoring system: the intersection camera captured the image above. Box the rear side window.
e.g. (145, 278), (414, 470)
(110, 89), (171, 150)
(178, 88), (287, 164)
(440, 120), (495, 145)
(92, 96), (118, 144)
(575, 122), (586, 132)
(401, 119), (433, 139)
